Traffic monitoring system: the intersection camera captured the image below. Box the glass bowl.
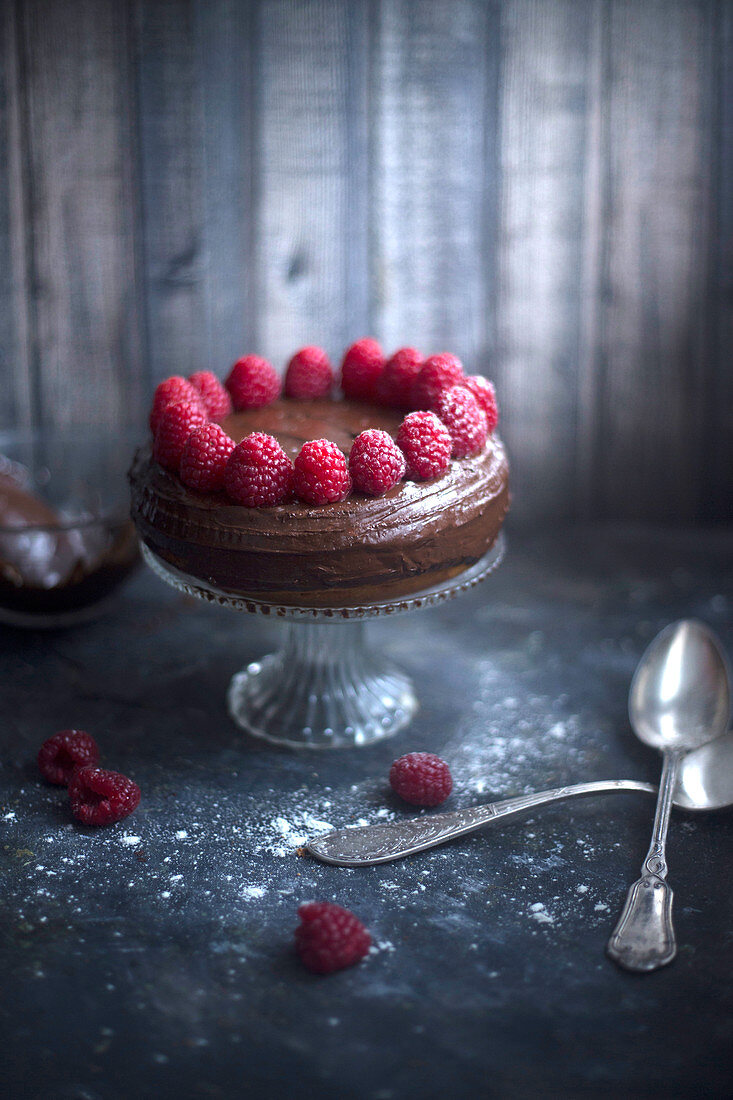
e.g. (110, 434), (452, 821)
(0, 429), (141, 627)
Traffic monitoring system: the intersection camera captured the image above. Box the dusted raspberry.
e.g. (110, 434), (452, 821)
(435, 385), (488, 458)
(226, 355), (282, 410)
(294, 439), (352, 505)
(349, 429), (405, 497)
(37, 730), (99, 786)
(389, 752), (453, 806)
(396, 411), (452, 480)
(375, 347), (424, 409)
(461, 375), (499, 433)
(411, 353), (464, 410)
(188, 370), (233, 420)
(225, 432), (294, 507)
(285, 346), (333, 400)
(153, 401), (208, 471)
(69, 765), (141, 826)
(149, 376), (204, 433)
(340, 338), (384, 402)
(295, 901), (371, 975)
(180, 423), (236, 492)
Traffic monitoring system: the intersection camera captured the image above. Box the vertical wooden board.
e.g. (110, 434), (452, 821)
(0, 1), (32, 428)
(195, 0), (256, 374)
(134, 0), (207, 383)
(18, 0), (144, 428)
(370, 0), (497, 368)
(254, 0), (369, 370)
(495, 0), (599, 521)
(597, 0), (716, 520)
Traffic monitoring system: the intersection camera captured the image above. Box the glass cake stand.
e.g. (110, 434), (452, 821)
(141, 535), (504, 750)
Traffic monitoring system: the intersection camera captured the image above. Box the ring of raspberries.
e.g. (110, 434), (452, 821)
(148, 340), (499, 507)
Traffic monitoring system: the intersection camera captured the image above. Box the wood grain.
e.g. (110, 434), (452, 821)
(15, 0), (144, 427)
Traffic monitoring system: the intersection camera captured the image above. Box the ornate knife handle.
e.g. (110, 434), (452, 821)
(607, 751), (682, 972)
(307, 779), (656, 867)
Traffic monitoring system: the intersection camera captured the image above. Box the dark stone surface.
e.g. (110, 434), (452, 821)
(2, 524), (732, 1100)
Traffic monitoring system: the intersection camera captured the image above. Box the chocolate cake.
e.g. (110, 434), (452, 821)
(129, 397), (509, 609)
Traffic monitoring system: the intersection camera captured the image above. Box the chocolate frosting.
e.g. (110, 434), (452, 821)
(130, 398), (510, 608)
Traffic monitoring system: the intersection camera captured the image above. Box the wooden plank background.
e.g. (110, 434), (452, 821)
(0, 0), (730, 523)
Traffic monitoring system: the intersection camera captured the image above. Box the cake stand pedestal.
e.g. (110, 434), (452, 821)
(141, 536), (504, 749)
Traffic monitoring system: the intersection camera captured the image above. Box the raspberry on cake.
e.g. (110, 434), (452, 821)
(69, 765), (141, 826)
(180, 423), (235, 492)
(375, 346), (424, 409)
(225, 433), (294, 506)
(461, 375), (499, 433)
(435, 385), (489, 458)
(340, 338), (384, 402)
(150, 376), (204, 433)
(294, 439), (352, 505)
(295, 901), (371, 974)
(411, 353), (464, 411)
(285, 346), (333, 400)
(349, 429), (405, 496)
(189, 370), (233, 420)
(226, 355), (281, 409)
(396, 411), (452, 480)
(389, 751), (453, 806)
(153, 401), (208, 471)
(38, 730), (99, 786)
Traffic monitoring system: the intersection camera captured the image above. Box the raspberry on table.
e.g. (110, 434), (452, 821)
(150, 376), (204, 434)
(188, 370), (233, 420)
(461, 375), (499, 433)
(69, 765), (141, 826)
(153, 400), (208, 471)
(225, 432), (294, 506)
(435, 385), (488, 458)
(226, 355), (282, 409)
(294, 439), (352, 505)
(411, 353), (464, 410)
(389, 752), (453, 806)
(340, 338), (384, 402)
(180, 423), (236, 492)
(396, 411), (452, 480)
(37, 730), (99, 786)
(375, 347), (424, 409)
(285, 346), (333, 400)
(349, 429), (405, 496)
(295, 901), (371, 975)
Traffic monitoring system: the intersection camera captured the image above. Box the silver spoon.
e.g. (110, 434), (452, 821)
(607, 620), (731, 972)
(307, 730), (733, 867)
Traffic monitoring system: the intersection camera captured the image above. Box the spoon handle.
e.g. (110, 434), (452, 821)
(307, 779), (656, 867)
(607, 751), (682, 972)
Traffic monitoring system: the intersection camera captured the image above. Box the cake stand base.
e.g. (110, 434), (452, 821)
(140, 536), (504, 750)
(227, 620), (416, 749)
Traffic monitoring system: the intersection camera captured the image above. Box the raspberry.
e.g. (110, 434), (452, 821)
(375, 347), (424, 409)
(284, 346), (333, 400)
(69, 765), (141, 826)
(150, 376), (204, 433)
(180, 423), (235, 492)
(348, 429), (405, 496)
(396, 411), (452, 480)
(295, 902), (371, 974)
(294, 439), (352, 505)
(461, 375), (499, 433)
(340, 338), (384, 402)
(225, 432), (294, 506)
(188, 370), (233, 420)
(37, 730), (99, 786)
(435, 385), (488, 458)
(389, 752), (453, 806)
(226, 355), (282, 410)
(411, 353), (464, 410)
(153, 401), (208, 471)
